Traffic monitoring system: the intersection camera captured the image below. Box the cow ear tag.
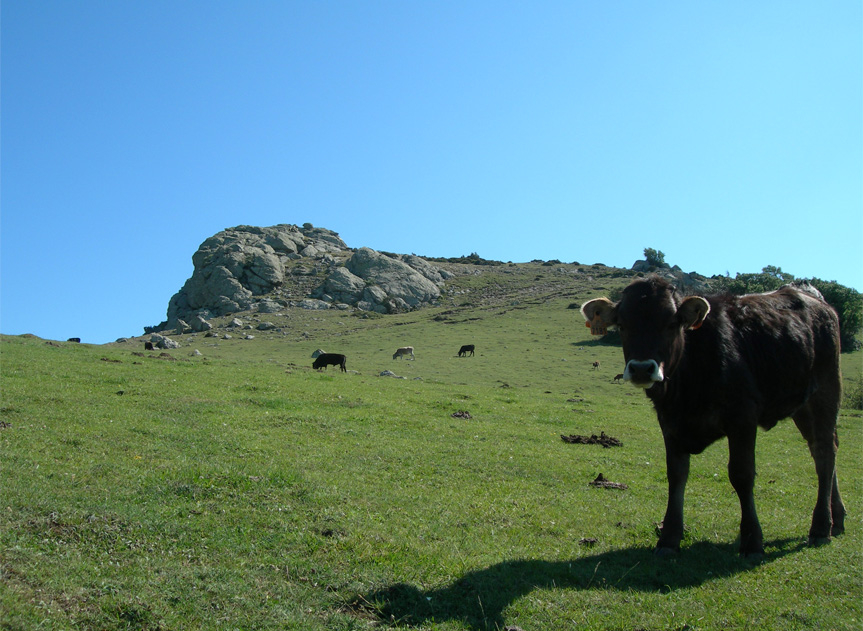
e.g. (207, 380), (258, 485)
(590, 314), (608, 336)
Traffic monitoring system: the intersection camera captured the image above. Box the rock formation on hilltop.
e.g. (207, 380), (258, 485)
(147, 222), (714, 336)
(149, 223), (451, 332)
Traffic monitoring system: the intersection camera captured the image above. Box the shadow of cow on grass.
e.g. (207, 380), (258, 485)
(351, 539), (807, 630)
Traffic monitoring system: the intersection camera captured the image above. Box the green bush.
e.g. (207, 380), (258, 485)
(643, 247), (666, 267)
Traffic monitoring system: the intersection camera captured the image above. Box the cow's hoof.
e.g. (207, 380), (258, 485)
(808, 535), (831, 547)
(654, 546), (678, 558)
(741, 551), (764, 563)
(831, 524), (845, 537)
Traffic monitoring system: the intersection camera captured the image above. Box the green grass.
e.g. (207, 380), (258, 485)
(1, 276), (861, 630)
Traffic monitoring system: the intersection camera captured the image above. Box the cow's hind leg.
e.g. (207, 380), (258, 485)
(727, 427), (763, 557)
(793, 398), (845, 544)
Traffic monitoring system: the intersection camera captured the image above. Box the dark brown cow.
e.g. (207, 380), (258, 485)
(581, 276), (845, 557)
(592, 361), (601, 370)
(312, 353), (347, 372)
(458, 344), (475, 357)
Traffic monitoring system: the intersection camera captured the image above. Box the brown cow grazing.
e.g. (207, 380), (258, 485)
(592, 361), (601, 370)
(581, 276), (845, 558)
(312, 353), (347, 372)
(144, 341), (155, 351)
(458, 344), (475, 357)
(612, 373), (624, 383)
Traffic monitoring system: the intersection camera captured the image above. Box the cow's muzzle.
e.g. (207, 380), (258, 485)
(623, 360), (664, 387)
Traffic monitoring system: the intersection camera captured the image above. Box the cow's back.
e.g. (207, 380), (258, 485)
(678, 287), (840, 429)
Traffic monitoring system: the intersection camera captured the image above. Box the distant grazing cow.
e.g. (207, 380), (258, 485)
(592, 361), (601, 370)
(311, 349), (326, 359)
(144, 341), (155, 351)
(458, 344), (475, 357)
(581, 276), (845, 557)
(312, 353), (347, 372)
(612, 373), (624, 383)
(67, 337), (81, 343)
(393, 346), (415, 360)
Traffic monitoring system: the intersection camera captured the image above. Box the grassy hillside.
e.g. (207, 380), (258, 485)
(2, 264), (861, 630)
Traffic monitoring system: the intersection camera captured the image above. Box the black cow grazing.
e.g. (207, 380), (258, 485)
(144, 341), (155, 351)
(312, 353), (347, 372)
(458, 344), (475, 357)
(581, 276), (845, 557)
(592, 361), (601, 370)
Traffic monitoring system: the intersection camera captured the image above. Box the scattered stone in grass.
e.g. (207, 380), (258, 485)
(589, 473), (628, 490)
(560, 431), (622, 447)
(451, 410), (472, 419)
(566, 397), (585, 403)
(579, 537), (599, 546)
(100, 357), (121, 363)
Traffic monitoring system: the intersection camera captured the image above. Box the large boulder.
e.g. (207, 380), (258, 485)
(161, 224), (349, 327)
(345, 248), (441, 311)
(149, 224), (448, 333)
(318, 266), (366, 303)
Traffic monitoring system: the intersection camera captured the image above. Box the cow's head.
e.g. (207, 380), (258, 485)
(581, 277), (710, 388)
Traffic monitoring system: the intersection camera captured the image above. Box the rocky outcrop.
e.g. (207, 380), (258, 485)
(149, 224), (451, 332)
(631, 260), (712, 293)
(312, 247), (445, 313)
(152, 224), (348, 330)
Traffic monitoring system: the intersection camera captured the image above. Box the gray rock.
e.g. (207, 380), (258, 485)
(159, 224), (348, 327)
(293, 299), (330, 310)
(150, 334), (180, 350)
(346, 248), (441, 311)
(257, 299), (283, 313)
(190, 315), (212, 332)
(317, 266), (366, 303)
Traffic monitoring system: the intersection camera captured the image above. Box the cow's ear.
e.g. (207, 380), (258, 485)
(677, 296), (710, 330)
(581, 298), (617, 335)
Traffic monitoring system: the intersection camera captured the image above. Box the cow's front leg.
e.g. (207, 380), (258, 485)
(727, 429), (763, 557)
(656, 442), (690, 555)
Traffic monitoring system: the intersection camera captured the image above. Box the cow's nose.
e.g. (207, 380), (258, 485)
(624, 360), (664, 387)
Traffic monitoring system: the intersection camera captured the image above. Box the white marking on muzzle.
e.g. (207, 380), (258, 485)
(623, 360), (664, 388)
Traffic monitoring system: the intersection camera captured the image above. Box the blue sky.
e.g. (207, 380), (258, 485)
(2, 1), (861, 344)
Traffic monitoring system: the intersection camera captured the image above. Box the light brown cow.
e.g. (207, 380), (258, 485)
(393, 346), (415, 360)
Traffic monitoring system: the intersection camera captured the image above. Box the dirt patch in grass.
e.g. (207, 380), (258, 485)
(589, 473), (628, 490)
(560, 431), (622, 447)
